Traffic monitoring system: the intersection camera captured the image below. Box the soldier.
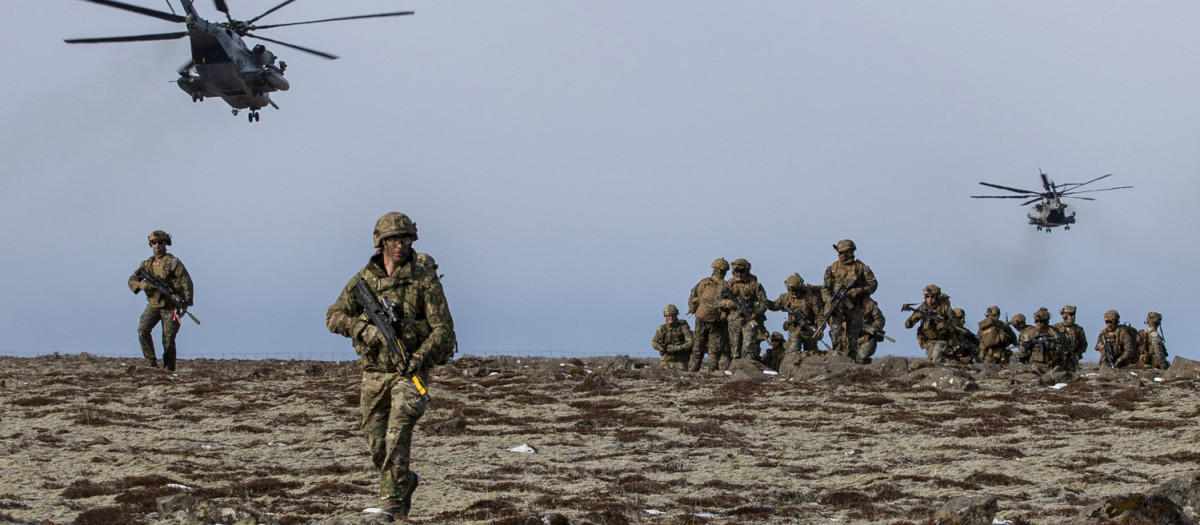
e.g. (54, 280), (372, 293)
(127, 230), (193, 372)
(726, 258), (768, 361)
(1054, 305), (1087, 372)
(855, 297), (886, 365)
(1095, 310), (1137, 369)
(766, 273), (824, 357)
(1015, 308), (1068, 371)
(976, 306), (1017, 364)
(652, 305), (693, 370)
(904, 284), (957, 363)
(326, 212), (456, 519)
(1137, 312), (1169, 369)
(1009, 313), (1034, 342)
(946, 307), (979, 363)
(688, 258), (735, 372)
(822, 239), (878, 359)
(762, 332), (786, 371)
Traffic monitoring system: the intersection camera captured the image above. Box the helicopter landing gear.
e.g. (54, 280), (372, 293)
(248, 110), (260, 122)
(191, 94), (203, 103)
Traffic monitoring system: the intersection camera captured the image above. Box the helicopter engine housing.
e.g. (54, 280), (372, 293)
(259, 68), (290, 91)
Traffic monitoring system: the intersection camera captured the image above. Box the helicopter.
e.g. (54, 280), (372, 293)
(971, 170), (1132, 232)
(64, 0), (412, 122)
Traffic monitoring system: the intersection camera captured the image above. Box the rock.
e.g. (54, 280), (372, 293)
(1070, 493), (1194, 524)
(310, 511), (395, 525)
(904, 367), (978, 391)
(1148, 470), (1200, 522)
(1164, 357), (1200, 382)
(932, 495), (998, 525)
(156, 493), (268, 525)
(609, 355), (638, 370)
(427, 417), (467, 434)
(874, 356), (912, 378)
(727, 358), (769, 380)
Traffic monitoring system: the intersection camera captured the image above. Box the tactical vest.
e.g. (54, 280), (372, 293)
(693, 278), (725, 323)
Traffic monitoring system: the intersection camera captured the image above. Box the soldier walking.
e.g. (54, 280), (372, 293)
(326, 212), (456, 519)
(688, 259), (734, 372)
(822, 239), (877, 359)
(726, 259), (768, 361)
(766, 273), (824, 357)
(652, 305), (693, 370)
(128, 230), (193, 372)
(904, 284), (957, 363)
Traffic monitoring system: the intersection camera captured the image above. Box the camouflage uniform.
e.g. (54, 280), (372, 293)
(976, 306), (1016, 364)
(855, 298), (886, 364)
(326, 213), (455, 518)
(766, 274), (824, 356)
(1053, 305), (1087, 372)
(1095, 310), (1137, 368)
(1015, 308), (1069, 371)
(688, 259), (734, 372)
(1010, 314), (1034, 344)
(822, 240), (878, 360)
(1136, 312), (1169, 369)
(904, 285), (956, 363)
(726, 259), (768, 361)
(127, 230), (193, 372)
(652, 305), (693, 370)
(762, 332), (786, 371)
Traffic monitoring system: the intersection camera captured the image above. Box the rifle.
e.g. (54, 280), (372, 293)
(864, 327), (896, 343)
(350, 277), (430, 401)
(901, 303), (978, 346)
(134, 268), (200, 325)
(720, 287), (757, 326)
(813, 276), (857, 335)
(1099, 332), (1117, 367)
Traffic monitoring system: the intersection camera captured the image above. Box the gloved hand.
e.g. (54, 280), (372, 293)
(403, 350), (429, 375)
(140, 281), (157, 294)
(359, 325), (386, 348)
(722, 299), (735, 310)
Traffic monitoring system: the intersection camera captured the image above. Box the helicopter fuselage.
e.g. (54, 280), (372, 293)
(1027, 198), (1075, 231)
(175, 14), (287, 114)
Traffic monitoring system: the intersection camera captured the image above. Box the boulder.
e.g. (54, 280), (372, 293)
(1069, 493), (1194, 525)
(903, 367), (978, 391)
(873, 356), (912, 378)
(1164, 357), (1200, 382)
(1148, 470), (1200, 522)
(932, 495), (998, 525)
(728, 358), (770, 381)
(156, 493), (268, 525)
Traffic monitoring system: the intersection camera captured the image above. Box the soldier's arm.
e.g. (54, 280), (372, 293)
(857, 264), (879, 297)
(651, 326), (666, 352)
(668, 324), (693, 354)
(752, 284), (769, 315)
(687, 285), (699, 314)
(326, 274), (368, 341)
(416, 279), (455, 365)
(173, 259), (194, 306)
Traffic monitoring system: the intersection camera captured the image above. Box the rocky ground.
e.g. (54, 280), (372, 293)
(1, 353), (1199, 525)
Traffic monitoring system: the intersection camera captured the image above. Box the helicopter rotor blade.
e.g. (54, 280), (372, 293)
(977, 181), (1040, 195)
(248, 11), (414, 31)
(1062, 196), (1096, 201)
(245, 0), (299, 26)
(970, 195), (1033, 199)
(245, 33), (339, 60)
(212, 0), (230, 15)
(1058, 173), (1113, 191)
(65, 31), (188, 44)
(1020, 197), (1042, 206)
(1061, 185), (1133, 195)
(75, 0), (186, 23)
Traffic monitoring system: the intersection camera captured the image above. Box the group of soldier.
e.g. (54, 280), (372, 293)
(653, 239), (881, 371)
(652, 239), (1170, 373)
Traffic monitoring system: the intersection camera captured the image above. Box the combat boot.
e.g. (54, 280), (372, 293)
(400, 471), (419, 514)
(146, 358), (158, 368)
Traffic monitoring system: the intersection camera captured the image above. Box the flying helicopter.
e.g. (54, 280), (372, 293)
(64, 0), (412, 122)
(971, 170), (1132, 232)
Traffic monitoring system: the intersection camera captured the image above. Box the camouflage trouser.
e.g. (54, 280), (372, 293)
(855, 336), (878, 363)
(138, 305), (180, 371)
(361, 371), (428, 509)
(980, 347), (1012, 365)
(659, 352), (690, 370)
(690, 320), (729, 372)
(784, 328), (819, 356)
(728, 318), (761, 361)
(828, 306), (863, 360)
(924, 340), (951, 363)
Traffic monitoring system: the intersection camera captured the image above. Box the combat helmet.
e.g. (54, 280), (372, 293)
(785, 273), (804, 290)
(148, 230), (171, 246)
(1061, 305), (1077, 315)
(1010, 313), (1027, 327)
(952, 308), (965, 319)
(711, 258), (730, 272)
(923, 284), (941, 296)
(731, 258), (751, 272)
(769, 332), (785, 343)
(1146, 312), (1162, 324)
(663, 304), (680, 317)
(833, 239), (857, 253)
(373, 212), (418, 248)
(985, 305), (1000, 318)
(1033, 307), (1051, 323)
(1104, 310), (1120, 323)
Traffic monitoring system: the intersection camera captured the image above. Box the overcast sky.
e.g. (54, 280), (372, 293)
(2, 1), (1196, 363)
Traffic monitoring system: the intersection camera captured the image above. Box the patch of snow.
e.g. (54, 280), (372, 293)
(644, 509), (664, 515)
(1051, 383), (1068, 390)
(166, 483), (191, 490)
(507, 444), (538, 454)
(763, 370), (778, 376)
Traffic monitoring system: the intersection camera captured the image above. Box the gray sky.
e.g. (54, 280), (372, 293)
(2, 1), (1196, 362)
